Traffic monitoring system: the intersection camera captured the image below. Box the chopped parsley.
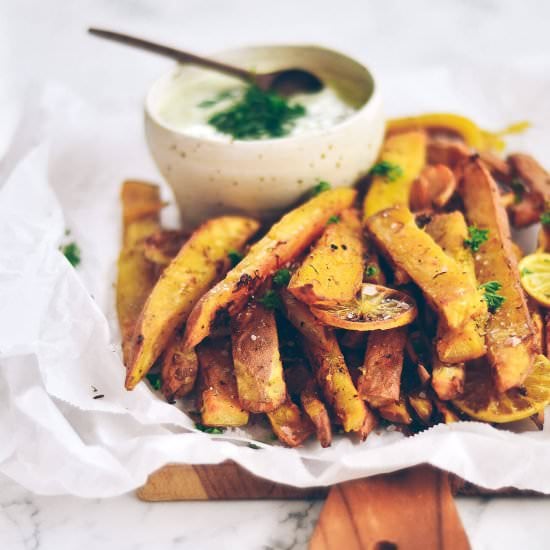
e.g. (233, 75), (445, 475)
(273, 268), (291, 287)
(145, 372), (162, 391)
(198, 89), (239, 108)
(521, 267), (533, 277)
(258, 290), (282, 310)
(541, 211), (550, 226)
(327, 215), (340, 225)
(511, 178), (527, 204)
(207, 84), (306, 140)
(365, 264), (378, 278)
(369, 161), (403, 182)
(464, 226), (489, 252)
(310, 180), (331, 197)
(247, 442), (261, 450)
(228, 249), (244, 267)
(479, 281), (506, 313)
(60, 241), (81, 267)
(195, 423), (226, 434)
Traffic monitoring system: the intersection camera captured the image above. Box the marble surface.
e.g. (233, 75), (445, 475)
(3, 0), (550, 548)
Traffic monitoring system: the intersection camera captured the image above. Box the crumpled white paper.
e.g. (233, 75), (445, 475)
(2, 64), (550, 497)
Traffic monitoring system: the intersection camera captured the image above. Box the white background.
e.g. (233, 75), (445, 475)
(3, 1), (550, 548)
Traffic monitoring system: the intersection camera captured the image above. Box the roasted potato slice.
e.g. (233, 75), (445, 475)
(184, 188), (356, 350)
(288, 208), (364, 305)
(363, 131), (426, 219)
(426, 137), (471, 172)
(267, 399), (314, 447)
(280, 290), (367, 432)
(408, 390), (433, 424)
(425, 212), (486, 363)
(409, 164), (457, 212)
(126, 216), (259, 390)
(461, 158), (538, 391)
(230, 299), (287, 413)
(377, 397), (413, 425)
(116, 181), (162, 365)
(358, 327), (407, 407)
(366, 205), (487, 331)
(431, 353), (465, 401)
(197, 338), (249, 427)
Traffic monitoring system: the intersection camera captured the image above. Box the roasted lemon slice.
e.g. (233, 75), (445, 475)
(310, 283), (417, 331)
(453, 354), (550, 423)
(518, 253), (550, 307)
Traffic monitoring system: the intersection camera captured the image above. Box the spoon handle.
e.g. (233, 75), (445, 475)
(88, 28), (252, 81)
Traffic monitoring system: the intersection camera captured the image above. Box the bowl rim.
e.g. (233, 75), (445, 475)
(144, 43), (381, 147)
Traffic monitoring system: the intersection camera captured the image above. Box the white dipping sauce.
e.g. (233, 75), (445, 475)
(154, 71), (356, 141)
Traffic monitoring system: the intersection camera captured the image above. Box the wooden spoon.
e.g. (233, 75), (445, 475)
(88, 28), (323, 96)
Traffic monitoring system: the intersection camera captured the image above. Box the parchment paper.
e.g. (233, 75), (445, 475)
(2, 65), (550, 497)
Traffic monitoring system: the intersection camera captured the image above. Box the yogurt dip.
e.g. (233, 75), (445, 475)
(153, 70), (357, 141)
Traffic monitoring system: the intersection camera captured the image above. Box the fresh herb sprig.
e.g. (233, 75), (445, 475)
(207, 84), (306, 140)
(195, 423), (226, 434)
(310, 181), (331, 197)
(365, 264), (378, 278)
(258, 290), (282, 310)
(369, 161), (403, 182)
(145, 372), (162, 391)
(273, 268), (291, 287)
(540, 211), (550, 226)
(60, 242), (81, 267)
(464, 226), (489, 252)
(228, 249), (244, 267)
(480, 281), (506, 313)
(327, 215), (340, 225)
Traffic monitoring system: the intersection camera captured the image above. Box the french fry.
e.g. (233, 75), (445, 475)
(366, 205), (487, 330)
(409, 164), (457, 212)
(301, 380), (333, 447)
(267, 399), (314, 447)
(357, 404), (378, 441)
(197, 338), (249, 427)
(377, 397), (413, 425)
(358, 327), (408, 406)
(433, 397), (460, 424)
(143, 230), (187, 266)
(184, 188), (356, 350)
(116, 181), (162, 365)
(461, 158), (538, 391)
(288, 209), (364, 305)
(426, 137), (471, 170)
(230, 299), (287, 413)
(280, 290), (367, 432)
(126, 216), (259, 390)
(425, 212), (486, 363)
(160, 332), (199, 400)
(363, 131), (427, 219)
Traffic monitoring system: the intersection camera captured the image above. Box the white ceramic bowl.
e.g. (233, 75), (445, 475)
(145, 45), (385, 228)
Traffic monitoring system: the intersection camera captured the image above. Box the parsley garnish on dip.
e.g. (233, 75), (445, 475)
(154, 72), (356, 141)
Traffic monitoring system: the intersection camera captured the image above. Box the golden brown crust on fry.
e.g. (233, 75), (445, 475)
(300, 380), (333, 447)
(267, 398), (314, 447)
(184, 188), (356, 351)
(161, 333), (199, 400)
(230, 301), (287, 413)
(197, 338), (249, 427)
(358, 327), (407, 406)
(143, 230), (187, 266)
(461, 158), (538, 391)
(409, 164), (457, 212)
(377, 397), (413, 425)
(288, 209), (364, 305)
(126, 216), (259, 390)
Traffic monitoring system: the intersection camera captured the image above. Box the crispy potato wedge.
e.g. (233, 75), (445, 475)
(301, 380), (333, 447)
(461, 158), (538, 391)
(508, 154), (550, 228)
(433, 398), (460, 423)
(366, 205), (487, 330)
(144, 230), (187, 266)
(280, 289), (367, 432)
(426, 137), (471, 171)
(377, 397), (413, 425)
(288, 209), (364, 305)
(358, 327), (407, 406)
(160, 333), (199, 400)
(425, 212), (486, 363)
(357, 404), (378, 441)
(230, 299), (287, 413)
(126, 216), (259, 390)
(197, 338), (249, 427)
(431, 353), (465, 401)
(267, 399), (314, 447)
(409, 164), (457, 212)
(184, 188), (356, 350)
(116, 181), (162, 365)
(363, 131), (427, 219)
(408, 390), (433, 424)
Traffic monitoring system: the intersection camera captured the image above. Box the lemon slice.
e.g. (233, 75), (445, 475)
(518, 253), (550, 307)
(453, 354), (550, 423)
(310, 283), (417, 331)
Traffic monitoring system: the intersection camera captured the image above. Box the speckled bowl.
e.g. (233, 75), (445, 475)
(145, 44), (385, 228)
